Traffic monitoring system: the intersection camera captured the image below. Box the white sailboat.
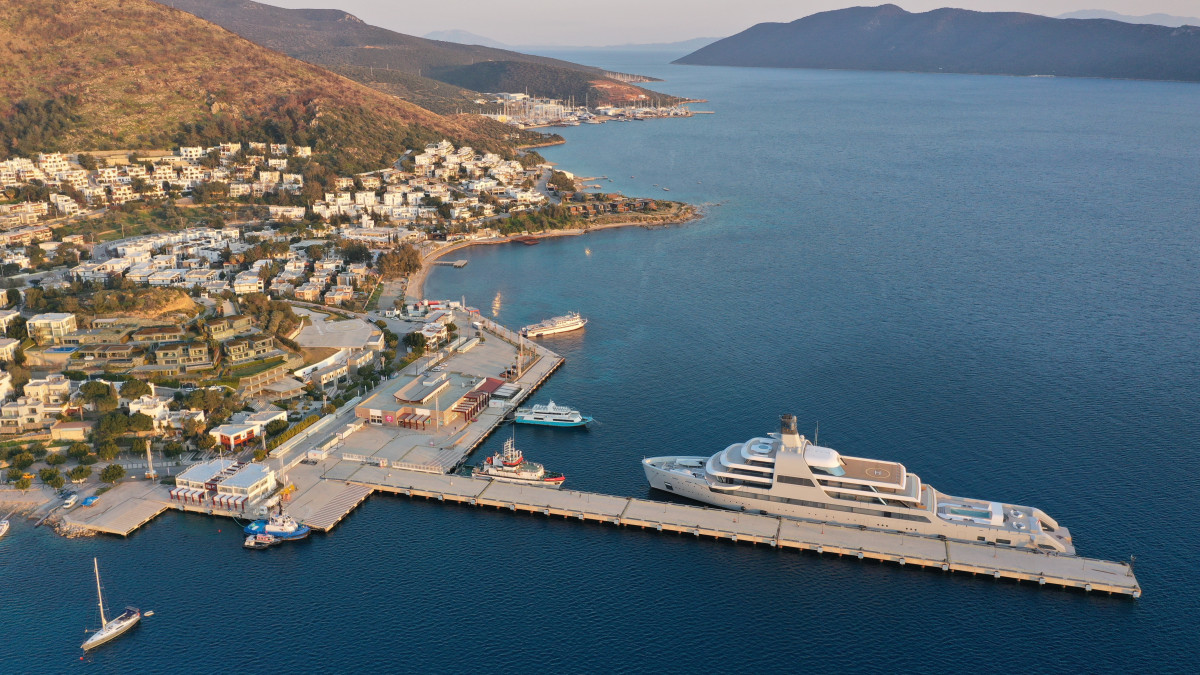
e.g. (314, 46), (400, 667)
(82, 558), (140, 650)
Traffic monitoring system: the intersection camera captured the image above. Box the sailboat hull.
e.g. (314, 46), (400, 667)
(82, 611), (140, 650)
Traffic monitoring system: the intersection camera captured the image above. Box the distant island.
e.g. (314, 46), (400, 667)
(675, 4), (1200, 83)
(1057, 10), (1200, 28)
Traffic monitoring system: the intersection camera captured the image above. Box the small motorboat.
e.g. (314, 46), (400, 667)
(244, 533), (280, 549)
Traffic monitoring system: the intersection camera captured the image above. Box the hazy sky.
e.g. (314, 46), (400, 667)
(265, 1), (1200, 45)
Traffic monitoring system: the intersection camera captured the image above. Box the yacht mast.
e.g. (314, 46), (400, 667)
(93, 558), (107, 626)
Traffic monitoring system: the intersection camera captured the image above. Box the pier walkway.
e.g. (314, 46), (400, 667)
(341, 466), (1141, 598)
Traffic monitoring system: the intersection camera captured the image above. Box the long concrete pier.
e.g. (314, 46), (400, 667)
(336, 465), (1141, 598)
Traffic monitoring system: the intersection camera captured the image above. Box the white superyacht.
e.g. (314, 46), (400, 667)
(643, 415), (1075, 554)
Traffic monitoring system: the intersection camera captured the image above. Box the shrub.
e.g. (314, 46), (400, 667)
(46, 453), (67, 466)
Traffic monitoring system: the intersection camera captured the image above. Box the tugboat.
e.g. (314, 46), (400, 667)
(473, 438), (565, 489)
(243, 533), (281, 549)
(514, 400), (593, 427)
(243, 511), (311, 541)
(82, 558), (141, 651)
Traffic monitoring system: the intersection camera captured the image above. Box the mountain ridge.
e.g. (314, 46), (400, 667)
(675, 5), (1200, 83)
(157, 0), (675, 107)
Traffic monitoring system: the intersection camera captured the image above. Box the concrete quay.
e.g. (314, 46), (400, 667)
(343, 466), (1141, 598)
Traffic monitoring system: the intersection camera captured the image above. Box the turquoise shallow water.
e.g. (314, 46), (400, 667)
(5, 58), (1200, 673)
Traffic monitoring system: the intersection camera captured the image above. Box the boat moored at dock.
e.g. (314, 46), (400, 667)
(644, 414), (1077, 555)
(244, 533), (281, 549)
(243, 513), (311, 541)
(514, 400), (593, 427)
(472, 437), (565, 489)
(521, 312), (587, 338)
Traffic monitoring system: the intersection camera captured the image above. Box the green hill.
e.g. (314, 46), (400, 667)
(0, 0), (545, 165)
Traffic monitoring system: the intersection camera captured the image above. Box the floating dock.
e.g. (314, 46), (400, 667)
(337, 466), (1140, 598)
(431, 259), (469, 268)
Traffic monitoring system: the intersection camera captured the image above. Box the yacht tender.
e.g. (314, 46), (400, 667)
(643, 415), (1075, 554)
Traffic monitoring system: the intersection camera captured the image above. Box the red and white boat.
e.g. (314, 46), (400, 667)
(473, 438), (565, 489)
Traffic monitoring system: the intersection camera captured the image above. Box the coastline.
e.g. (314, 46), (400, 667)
(404, 204), (700, 302)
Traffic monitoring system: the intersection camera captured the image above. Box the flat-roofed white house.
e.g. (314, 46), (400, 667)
(27, 312), (77, 345)
(233, 271), (264, 295)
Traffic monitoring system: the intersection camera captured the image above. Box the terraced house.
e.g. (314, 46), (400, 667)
(153, 341), (214, 372)
(207, 314), (255, 340)
(129, 325), (187, 344)
(223, 334), (276, 365)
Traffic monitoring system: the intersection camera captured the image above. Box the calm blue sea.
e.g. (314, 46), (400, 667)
(5, 56), (1200, 673)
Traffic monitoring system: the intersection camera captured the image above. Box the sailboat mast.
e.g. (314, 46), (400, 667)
(93, 558), (107, 626)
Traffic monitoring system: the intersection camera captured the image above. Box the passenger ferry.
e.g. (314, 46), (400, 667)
(643, 415), (1076, 554)
(521, 312), (587, 338)
(473, 438), (565, 489)
(514, 401), (593, 427)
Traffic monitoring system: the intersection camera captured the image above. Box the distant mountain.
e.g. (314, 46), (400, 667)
(423, 30), (510, 49)
(1058, 10), (1200, 28)
(0, 0), (528, 163)
(675, 4), (1200, 82)
(157, 0), (675, 108)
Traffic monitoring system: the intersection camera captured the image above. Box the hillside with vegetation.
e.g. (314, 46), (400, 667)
(676, 4), (1200, 82)
(157, 0), (682, 106)
(23, 285), (201, 322)
(0, 0), (536, 164)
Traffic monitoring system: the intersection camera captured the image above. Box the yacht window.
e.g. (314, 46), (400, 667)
(777, 475), (814, 487)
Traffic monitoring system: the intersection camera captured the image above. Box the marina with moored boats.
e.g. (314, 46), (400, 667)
(41, 305), (1141, 598)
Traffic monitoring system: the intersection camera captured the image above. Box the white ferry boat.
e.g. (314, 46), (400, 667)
(643, 415), (1076, 555)
(514, 401), (593, 427)
(521, 312), (587, 338)
(473, 438), (565, 488)
(82, 558), (141, 650)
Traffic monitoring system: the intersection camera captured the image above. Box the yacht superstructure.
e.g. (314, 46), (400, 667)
(643, 415), (1075, 555)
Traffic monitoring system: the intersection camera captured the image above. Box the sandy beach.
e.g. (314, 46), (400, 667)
(404, 206), (700, 302)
